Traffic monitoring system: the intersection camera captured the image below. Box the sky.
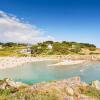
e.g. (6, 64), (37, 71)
(0, 0), (100, 47)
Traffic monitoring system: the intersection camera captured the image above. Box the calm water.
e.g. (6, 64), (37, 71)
(0, 60), (100, 84)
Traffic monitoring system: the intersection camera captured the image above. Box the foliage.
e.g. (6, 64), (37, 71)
(0, 42), (29, 56)
(0, 88), (17, 96)
(2, 42), (18, 47)
(79, 86), (100, 100)
(0, 41), (97, 56)
(90, 52), (100, 55)
(31, 41), (96, 55)
(0, 88), (58, 100)
(0, 78), (100, 100)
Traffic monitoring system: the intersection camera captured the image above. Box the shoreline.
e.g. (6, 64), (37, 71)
(48, 60), (86, 66)
(46, 55), (100, 61)
(0, 55), (100, 69)
(0, 57), (57, 69)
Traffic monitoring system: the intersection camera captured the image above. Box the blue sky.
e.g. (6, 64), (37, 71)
(0, 0), (100, 47)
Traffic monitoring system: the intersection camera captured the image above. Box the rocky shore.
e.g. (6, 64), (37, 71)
(0, 77), (100, 100)
(50, 55), (100, 61)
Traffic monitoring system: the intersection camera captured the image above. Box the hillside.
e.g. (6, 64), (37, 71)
(31, 41), (97, 56)
(0, 42), (30, 56)
(0, 41), (99, 56)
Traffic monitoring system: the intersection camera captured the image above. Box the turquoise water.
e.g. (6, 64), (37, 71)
(0, 60), (100, 84)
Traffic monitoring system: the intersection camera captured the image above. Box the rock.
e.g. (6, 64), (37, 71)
(66, 87), (74, 96)
(0, 78), (27, 89)
(78, 94), (92, 100)
(6, 78), (27, 88)
(80, 82), (89, 92)
(92, 80), (100, 90)
(64, 96), (74, 100)
(0, 76), (100, 100)
(0, 83), (7, 89)
(81, 82), (88, 87)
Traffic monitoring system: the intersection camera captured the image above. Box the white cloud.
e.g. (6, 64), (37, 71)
(0, 10), (54, 43)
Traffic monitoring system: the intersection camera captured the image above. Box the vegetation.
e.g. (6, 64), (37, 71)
(0, 87), (58, 100)
(31, 41), (96, 56)
(0, 78), (100, 100)
(0, 42), (29, 56)
(79, 86), (100, 100)
(0, 41), (97, 56)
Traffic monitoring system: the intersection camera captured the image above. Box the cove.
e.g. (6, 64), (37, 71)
(0, 60), (100, 84)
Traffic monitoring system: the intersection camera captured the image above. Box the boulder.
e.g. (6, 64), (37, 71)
(92, 80), (100, 90)
(0, 78), (27, 89)
(66, 87), (74, 96)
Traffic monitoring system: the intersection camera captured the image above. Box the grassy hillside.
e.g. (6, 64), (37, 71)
(31, 41), (97, 56)
(0, 42), (30, 56)
(0, 41), (99, 56)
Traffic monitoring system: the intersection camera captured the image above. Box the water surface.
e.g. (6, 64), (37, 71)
(0, 60), (100, 84)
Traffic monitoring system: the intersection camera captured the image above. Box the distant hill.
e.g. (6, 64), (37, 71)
(0, 41), (99, 56)
(31, 41), (97, 56)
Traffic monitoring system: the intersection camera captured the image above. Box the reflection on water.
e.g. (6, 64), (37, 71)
(0, 60), (100, 84)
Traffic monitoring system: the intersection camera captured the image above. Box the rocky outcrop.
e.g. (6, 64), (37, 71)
(27, 77), (95, 100)
(0, 78), (27, 89)
(0, 77), (100, 100)
(92, 80), (100, 90)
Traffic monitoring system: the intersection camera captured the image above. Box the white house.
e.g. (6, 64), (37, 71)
(20, 48), (31, 54)
(48, 44), (52, 49)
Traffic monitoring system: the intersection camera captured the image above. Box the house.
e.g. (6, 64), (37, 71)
(20, 48), (32, 54)
(48, 44), (52, 49)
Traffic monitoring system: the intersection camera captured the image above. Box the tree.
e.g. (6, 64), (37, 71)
(3, 42), (17, 47)
(0, 42), (3, 45)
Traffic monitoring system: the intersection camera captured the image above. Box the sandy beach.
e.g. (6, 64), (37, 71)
(48, 60), (85, 66)
(0, 57), (58, 69)
(0, 56), (87, 69)
(0, 55), (100, 69)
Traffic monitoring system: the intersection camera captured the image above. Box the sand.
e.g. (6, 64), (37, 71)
(48, 60), (85, 66)
(0, 57), (57, 69)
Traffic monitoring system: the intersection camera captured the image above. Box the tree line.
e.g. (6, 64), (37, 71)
(31, 41), (96, 55)
(0, 41), (96, 56)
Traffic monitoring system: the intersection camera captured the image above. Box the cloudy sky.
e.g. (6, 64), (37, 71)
(0, 0), (100, 47)
(0, 10), (54, 43)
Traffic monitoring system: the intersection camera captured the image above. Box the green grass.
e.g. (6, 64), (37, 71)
(2, 89), (58, 100)
(85, 88), (100, 99)
(79, 86), (100, 100)
(0, 83), (58, 100)
(0, 80), (100, 100)
(0, 46), (29, 56)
